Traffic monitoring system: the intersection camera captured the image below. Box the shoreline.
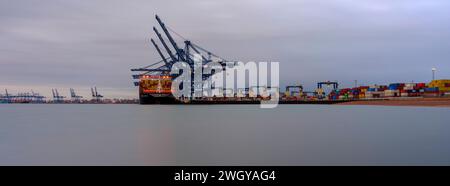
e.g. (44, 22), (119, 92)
(338, 97), (450, 107)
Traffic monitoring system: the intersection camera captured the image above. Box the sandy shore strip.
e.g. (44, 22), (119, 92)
(337, 97), (450, 107)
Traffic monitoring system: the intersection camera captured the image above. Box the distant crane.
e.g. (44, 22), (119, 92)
(316, 81), (339, 99)
(1, 89), (45, 103)
(4, 89), (11, 103)
(31, 90), (45, 103)
(317, 81), (339, 90)
(91, 87), (103, 102)
(70, 88), (83, 103)
(285, 85), (304, 98)
(52, 89), (65, 103)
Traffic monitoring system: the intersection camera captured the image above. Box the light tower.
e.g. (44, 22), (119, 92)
(432, 67), (437, 81)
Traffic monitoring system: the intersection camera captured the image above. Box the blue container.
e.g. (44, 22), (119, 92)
(368, 88), (376, 92)
(425, 87), (439, 92)
(389, 84), (399, 90)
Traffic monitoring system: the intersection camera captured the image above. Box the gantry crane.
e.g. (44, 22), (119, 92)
(316, 81), (339, 99)
(131, 15), (233, 98)
(70, 88), (83, 102)
(91, 87), (103, 102)
(4, 89), (10, 103)
(31, 90), (45, 103)
(285, 85), (304, 98)
(52, 89), (65, 103)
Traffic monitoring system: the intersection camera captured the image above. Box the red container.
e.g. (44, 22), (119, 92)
(359, 86), (370, 89)
(416, 83), (426, 88)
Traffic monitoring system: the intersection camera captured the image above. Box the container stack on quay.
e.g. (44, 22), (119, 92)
(365, 85), (387, 99)
(428, 79), (450, 96)
(328, 79), (450, 100)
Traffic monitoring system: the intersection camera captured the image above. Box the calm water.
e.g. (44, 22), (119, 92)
(0, 104), (449, 165)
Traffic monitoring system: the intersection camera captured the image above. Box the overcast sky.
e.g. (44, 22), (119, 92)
(1, 0), (450, 98)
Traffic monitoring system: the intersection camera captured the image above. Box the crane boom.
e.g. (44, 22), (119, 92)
(150, 38), (169, 65)
(189, 43), (208, 62)
(91, 88), (95, 97)
(153, 27), (177, 62)
(155, 15), (185, 61)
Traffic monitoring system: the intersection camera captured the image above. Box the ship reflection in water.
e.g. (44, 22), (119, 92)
(0, 104), (449, 165)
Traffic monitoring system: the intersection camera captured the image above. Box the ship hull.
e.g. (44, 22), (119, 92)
(139, 93), (350, 105)
(139, 93), (181, 104)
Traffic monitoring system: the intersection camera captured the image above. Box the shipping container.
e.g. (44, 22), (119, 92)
(405, 83), (416, 87)
(425, 87), (439, 92)
(388, 83), (405, 90)
(428, 79), (450, 92)
(359, 86), (370, 89)
(384, 90), (399, 97)
(416, 83), (426, 88)
(140, 75), (172, 94)
(400, 93), (409, 97)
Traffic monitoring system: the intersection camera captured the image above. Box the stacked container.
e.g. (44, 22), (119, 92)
(384, 89), (400, 97)
(359, 86), (368, 99)
(423, 87), (440, 97)
(365, 85), (385, 98)
(428, 79), (450, 93)
(403, 83), (416, 91)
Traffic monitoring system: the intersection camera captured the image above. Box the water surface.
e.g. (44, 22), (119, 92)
(0, 104), (449, 165)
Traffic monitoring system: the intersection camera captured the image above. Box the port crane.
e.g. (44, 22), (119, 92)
(70, 88), (83, 102)
(31, 90), (45, 103)
(91, 87), (103, 102)
(52, 89), (65, 103)
(1, 89), (45, 103)
(131, 15), (232, 94)
(318, 81), (339, 90)
(285, 85), (304, 97)
(316, 81), (339, 99)
(3, 89), (11, 103)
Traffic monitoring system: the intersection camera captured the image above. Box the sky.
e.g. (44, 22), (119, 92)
(1, 0), (450, 99)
